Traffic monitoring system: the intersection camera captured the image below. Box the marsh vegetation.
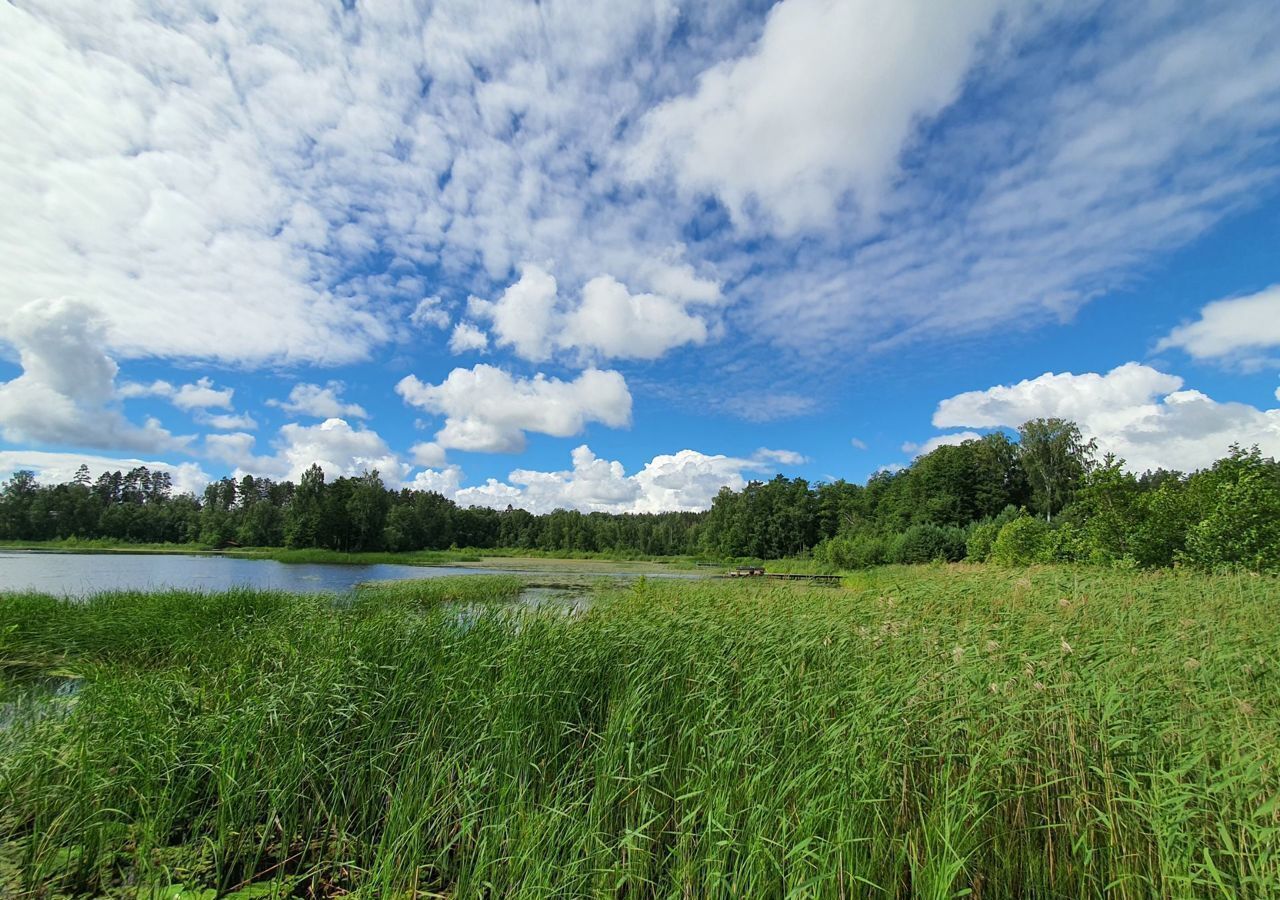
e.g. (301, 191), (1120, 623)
(3, 567), (1277, 897)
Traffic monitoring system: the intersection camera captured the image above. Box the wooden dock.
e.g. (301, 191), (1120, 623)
(721, 568), (843, 585)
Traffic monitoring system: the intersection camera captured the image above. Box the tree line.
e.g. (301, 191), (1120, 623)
(0, 463), (703, 557)
(2, 418), (1277, 570)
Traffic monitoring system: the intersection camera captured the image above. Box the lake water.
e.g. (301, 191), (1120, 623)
(0, 551), (493, 597)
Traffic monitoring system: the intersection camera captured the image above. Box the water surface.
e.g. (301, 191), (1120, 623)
(0, 551), (490, 597)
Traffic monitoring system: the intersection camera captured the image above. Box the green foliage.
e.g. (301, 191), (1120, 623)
(813, 531), (889, 569)
(965, 505), (1023, 562)
(1017, 418), (1095, 522)
(1182, 445), (1280, 571)
(700, 475), (818, 559)
(990, 516), (1050, 565)
(3, 568), (1278, 896)
(5, 428), (1280, 573)
(888, 523), (967, 564)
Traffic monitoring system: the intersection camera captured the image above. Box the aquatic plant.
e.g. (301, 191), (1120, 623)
(1, 568), (1277, 897)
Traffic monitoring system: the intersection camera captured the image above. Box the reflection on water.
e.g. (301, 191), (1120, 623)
(0, 551), (491, 597)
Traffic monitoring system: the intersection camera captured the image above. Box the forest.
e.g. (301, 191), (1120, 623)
(2, 418), (1278, 571)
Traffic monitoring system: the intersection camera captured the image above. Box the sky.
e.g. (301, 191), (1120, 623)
(2, 0), (1280, 514)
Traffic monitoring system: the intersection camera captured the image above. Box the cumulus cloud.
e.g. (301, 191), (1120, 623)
(405, 465), (466, 497)
(633, 0), (1013, 233)
(205, 418), (407, 486)
(931, 363), (1280, 472)
(560, 276), (709, 360)
(172, 378), (233, 411)
(268, 383), (368, 420)
(467, 265), (559, 362)
(448, 322), (489, 354)
(0, 450), (209, 496)
(120, 375), (250, 431)
(396, 364), (632, 454)
(0, 298), (188, 453)
(118, 380), (176, 400)
(453, 444), (777, 514)
(467, 265), (714, 363)
(902, 431), (984, 457)
(409, 441), (448, 469)
(409, 296), (451, 330)
(1156, 285), (1280, 367)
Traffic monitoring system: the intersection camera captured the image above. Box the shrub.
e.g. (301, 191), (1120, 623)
(1042, 521), (1087, 563)
(966, 522), (1000, 562)
(814, 532), (889, 569)
(888, 524), (967, 564)
(1182, 448), (1280, 571)
(990, 517), (1050, 566)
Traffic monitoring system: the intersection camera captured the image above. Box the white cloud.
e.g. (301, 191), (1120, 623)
(932, 363), (1280, 472)
(467, 265), (715, 363)
(396, 364), (632, 453)
(467, 265), (560, 362)
(409, 441), (448, 468)
(120, 375), (238, 413)
(205, 418), (407, 486)
(448, 322), (489, 354)
(4, 0), (1280, 461)
(729, 2), (1280, 367)
(633, 0), (1013, 234)
(560, 275), (709, 361)
(850, 437), (868, 450)
(453, 444), (763, 513)
(0, 449), (209, 496)
(171, 377), (233, 411)
(406, 465), (466, 497)
(1156, 285), (1280, 367)
(409, 296), (451, 330)
(753, 447), (809, 467)
(267, 383), (368, 420)
(0, 298), (188, 453)
(199, 412), (258, 431)
(903, 431), (984, 457)
(118, 380), (176, 400)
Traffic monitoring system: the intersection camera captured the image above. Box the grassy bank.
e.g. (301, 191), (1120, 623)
(0, 538), (218, 555)
(3, 567), (1278, 897)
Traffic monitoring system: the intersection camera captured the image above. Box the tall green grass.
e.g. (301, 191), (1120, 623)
(2, 568), (1277, 897)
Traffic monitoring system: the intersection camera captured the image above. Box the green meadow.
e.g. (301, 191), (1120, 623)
(2, 567), (1278, 898)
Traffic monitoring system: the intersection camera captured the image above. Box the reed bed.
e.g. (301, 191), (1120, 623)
(1, 568), (1277, 898)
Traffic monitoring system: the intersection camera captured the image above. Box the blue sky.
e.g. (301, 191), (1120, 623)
(2, 0), (1280, 512)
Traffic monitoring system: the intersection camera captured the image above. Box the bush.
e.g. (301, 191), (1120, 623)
(1182, 449), (1280, 571)
(1042, 521), (1087, 563)
(814, 532), (890, 569)
(966, 522), (1000, 562)
(888, 524), (967, 564)
(990, 517), (1050, 566)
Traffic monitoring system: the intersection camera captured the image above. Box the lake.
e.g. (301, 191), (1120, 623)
(0, 550), (493, 597)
